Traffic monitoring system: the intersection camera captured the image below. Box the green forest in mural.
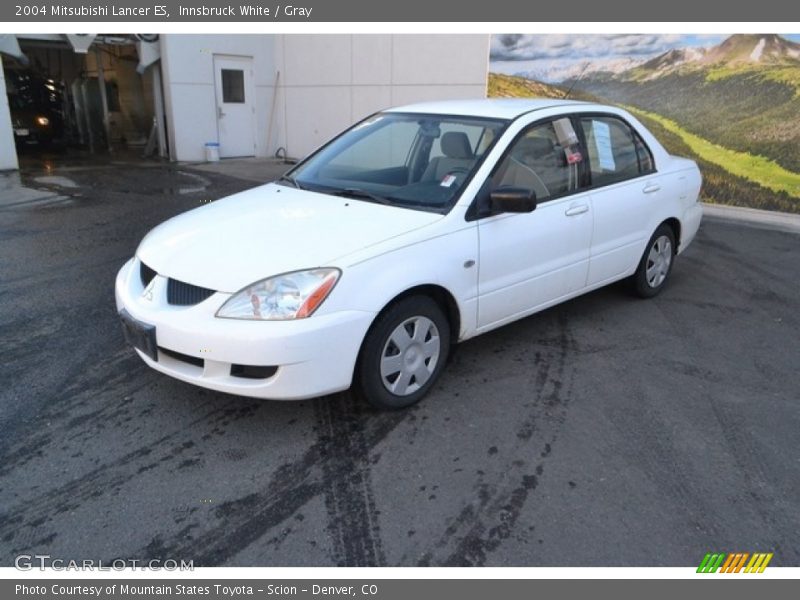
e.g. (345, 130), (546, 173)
(489, 34), (800, 213)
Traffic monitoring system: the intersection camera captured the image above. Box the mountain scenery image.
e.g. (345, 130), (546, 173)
(489, 34), (800, 213)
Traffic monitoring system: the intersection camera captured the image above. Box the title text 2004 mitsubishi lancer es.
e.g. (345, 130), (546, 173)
(116, 99), (702, 409)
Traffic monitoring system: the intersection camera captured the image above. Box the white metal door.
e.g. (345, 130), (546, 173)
(586, 178), (663, 286)
(578, 114), (663, 286)
(475, 117), (593, 331)
(213, 55), (256, 158)
(477, 197), (592, 330)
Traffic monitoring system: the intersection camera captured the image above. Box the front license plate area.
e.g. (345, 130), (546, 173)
(120, 309), (158, 361)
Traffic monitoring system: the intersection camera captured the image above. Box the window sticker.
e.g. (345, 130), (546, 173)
(592, 120), (616, 171)
(440, 174), (457, 187)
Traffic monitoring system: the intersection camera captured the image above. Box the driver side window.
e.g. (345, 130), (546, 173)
(492, 121), (579, 202)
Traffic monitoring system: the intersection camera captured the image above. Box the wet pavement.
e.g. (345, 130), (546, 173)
(1, 156), (799, 567)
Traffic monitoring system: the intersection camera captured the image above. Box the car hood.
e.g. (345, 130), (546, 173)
(137, 183), (442, 292)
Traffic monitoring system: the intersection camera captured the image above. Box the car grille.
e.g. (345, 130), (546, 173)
(167, 278), (216, 306)
(140, 261), (157, 287)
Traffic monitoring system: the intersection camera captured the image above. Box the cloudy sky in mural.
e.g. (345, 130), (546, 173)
(490, 34), (800, 82)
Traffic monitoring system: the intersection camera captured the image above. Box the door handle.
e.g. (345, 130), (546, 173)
(643, 182), (661, 194)
(217, 106), (225, 119)
(565, 204), (589, 217)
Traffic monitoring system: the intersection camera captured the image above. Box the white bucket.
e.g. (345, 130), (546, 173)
(204, 142), (220, 162)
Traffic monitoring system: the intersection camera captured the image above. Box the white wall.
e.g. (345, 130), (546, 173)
(276, 34), (490, 159)
(161, 34), (490, 162)
(0, 56), (19, 171)
(159, 34), (280, 162)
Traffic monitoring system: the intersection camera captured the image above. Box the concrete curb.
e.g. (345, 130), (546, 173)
(701, 202), (800, 234)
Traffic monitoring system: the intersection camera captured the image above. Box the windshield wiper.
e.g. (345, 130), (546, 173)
(275, 174), (303, 190)
(329, 187), (393, 206)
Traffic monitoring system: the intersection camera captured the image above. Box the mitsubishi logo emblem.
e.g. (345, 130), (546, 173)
(142, 279), (155, 301)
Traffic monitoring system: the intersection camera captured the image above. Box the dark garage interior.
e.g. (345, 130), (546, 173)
(3, 34), (166, 165)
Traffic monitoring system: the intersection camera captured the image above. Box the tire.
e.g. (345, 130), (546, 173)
(631, 224), (676, 298)
(354, 296), (451, 410)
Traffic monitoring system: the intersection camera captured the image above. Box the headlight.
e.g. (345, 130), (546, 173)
(216, 268), (340, 321)
(35, 116), (50, 126)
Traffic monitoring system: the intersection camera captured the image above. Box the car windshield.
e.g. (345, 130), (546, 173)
(284, 112), (507, 212)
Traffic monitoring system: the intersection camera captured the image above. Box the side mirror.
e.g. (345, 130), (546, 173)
(490, 187), (537, 214)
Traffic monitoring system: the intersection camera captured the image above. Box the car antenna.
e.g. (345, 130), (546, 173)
(562, 61), (590, 99)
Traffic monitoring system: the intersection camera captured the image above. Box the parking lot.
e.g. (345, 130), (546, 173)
(1, 157), (798, 567)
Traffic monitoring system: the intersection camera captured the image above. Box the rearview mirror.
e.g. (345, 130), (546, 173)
(490, 187), (537, 214)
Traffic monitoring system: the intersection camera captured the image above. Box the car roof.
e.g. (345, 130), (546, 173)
(384, 98), (591, 120)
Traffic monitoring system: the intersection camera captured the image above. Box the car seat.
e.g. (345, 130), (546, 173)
(421, 132), (475, 182)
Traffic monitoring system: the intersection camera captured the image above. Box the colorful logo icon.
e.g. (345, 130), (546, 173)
(697, 552), (773, 573)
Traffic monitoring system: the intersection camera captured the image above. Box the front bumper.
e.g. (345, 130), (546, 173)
(115, 258), (375, 400)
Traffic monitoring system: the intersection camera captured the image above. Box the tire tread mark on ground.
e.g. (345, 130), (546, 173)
(0, 348), (146, 473)
(0, 394), (251, 559)
(704, 396), (800, 564)
(126, 400), (404, 566)
(315, 393), (386, 567)
(417, 313), (575, 566)
(657, 289), (800, 564)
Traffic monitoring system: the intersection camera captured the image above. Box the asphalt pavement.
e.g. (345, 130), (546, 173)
(1, 155), (798, 567)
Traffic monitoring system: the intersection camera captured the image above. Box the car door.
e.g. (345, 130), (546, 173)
(476, 118), (593, 331)
(578, 114), (663, 286)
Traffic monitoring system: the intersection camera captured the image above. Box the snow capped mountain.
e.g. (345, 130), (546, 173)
(610, 34), (800, 81)
(629, 47), (707, 80)
(499, 57), (646, 83)
(641, 47), (706, 70)
(490, 34), (800, 85)
(700, 34), (800, 65)
(622, 34), (800, 81)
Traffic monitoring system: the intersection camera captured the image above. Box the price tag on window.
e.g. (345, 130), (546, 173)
(592, 120), (616, 171)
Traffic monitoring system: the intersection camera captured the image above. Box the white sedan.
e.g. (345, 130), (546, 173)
(116, 99), (702, 409)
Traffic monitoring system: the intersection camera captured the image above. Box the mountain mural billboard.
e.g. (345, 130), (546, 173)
(488, 34), (800, 213)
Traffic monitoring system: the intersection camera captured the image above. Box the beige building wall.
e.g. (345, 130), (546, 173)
(160, 34), (490, 162)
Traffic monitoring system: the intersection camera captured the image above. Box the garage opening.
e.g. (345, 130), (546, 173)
(1, 34), (167, 168)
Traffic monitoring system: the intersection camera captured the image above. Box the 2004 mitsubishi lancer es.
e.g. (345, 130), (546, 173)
(116, 99), (702, 409)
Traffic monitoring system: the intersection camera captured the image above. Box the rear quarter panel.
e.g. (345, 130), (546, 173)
(669, 156), (703, 252)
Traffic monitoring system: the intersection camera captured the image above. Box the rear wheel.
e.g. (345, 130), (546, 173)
(354, 296), (450, 410)
(631, 224), (676, 298)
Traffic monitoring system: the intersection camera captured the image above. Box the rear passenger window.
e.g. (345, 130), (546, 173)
(580, 116), (653, 186)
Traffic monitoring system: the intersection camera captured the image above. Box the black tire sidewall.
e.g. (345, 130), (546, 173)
(355, 296), (451, 410)
(633, 224), (676, 298)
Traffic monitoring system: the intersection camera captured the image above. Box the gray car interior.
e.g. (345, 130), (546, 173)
(421, 131), (476, 182)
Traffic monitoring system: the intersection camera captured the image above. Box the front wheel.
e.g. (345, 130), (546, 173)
(354, 296), (451, 410)
(631, 224), (676, 298)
